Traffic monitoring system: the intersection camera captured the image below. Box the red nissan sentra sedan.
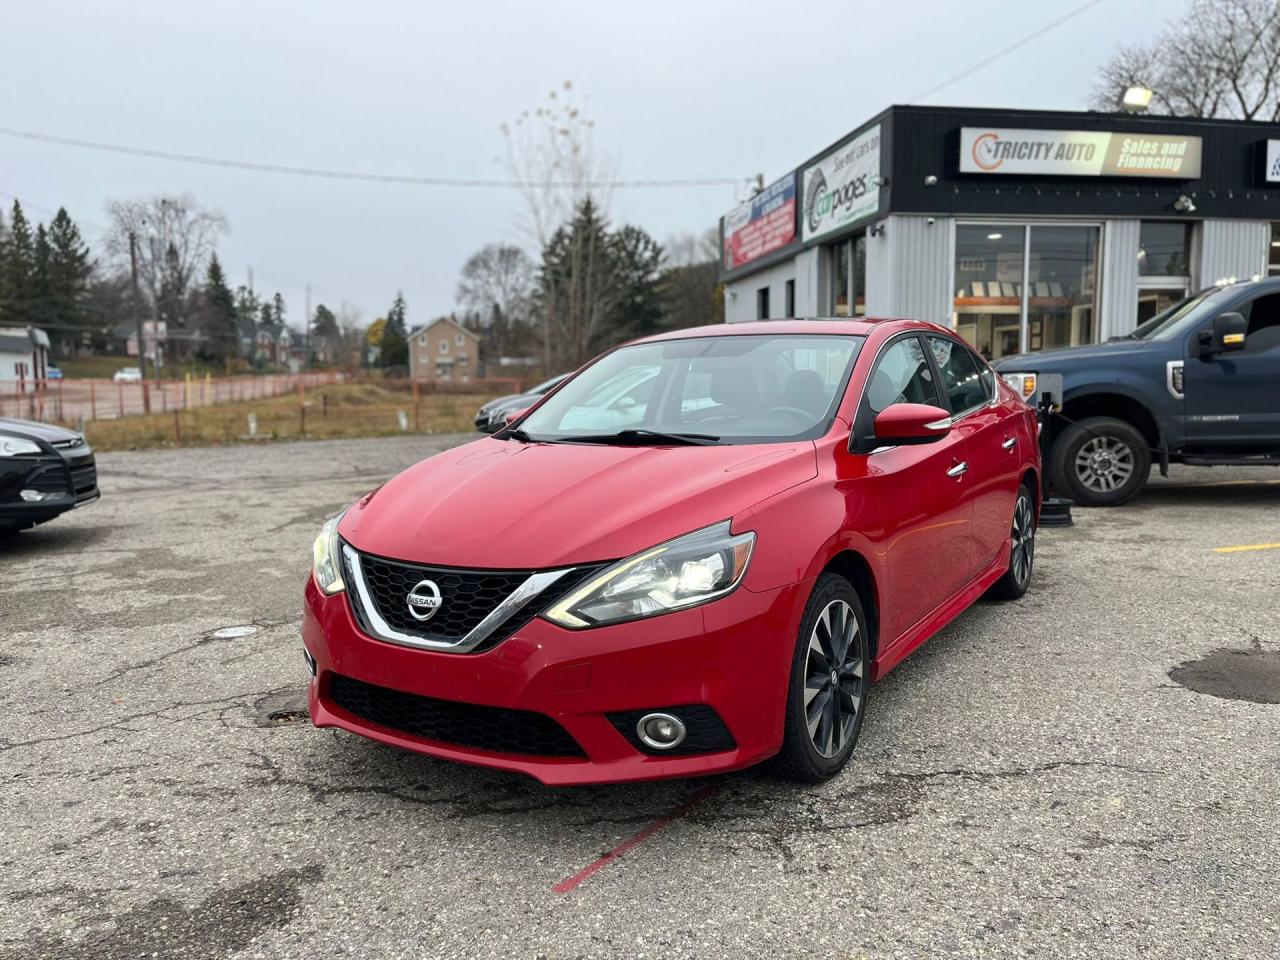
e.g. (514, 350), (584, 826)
(303, 319), (1040, 785)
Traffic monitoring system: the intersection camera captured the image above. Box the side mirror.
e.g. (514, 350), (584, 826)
(1199, 312), (1247, 357)
(856, 403), (952, 453)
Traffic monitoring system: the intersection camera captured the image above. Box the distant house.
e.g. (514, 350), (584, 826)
(114, 319), (167, 363)
(0, 326), (51, 383)
(407, 316), (481, 383)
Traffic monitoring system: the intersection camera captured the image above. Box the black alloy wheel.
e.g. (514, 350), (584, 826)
(770, 574), (869, 782)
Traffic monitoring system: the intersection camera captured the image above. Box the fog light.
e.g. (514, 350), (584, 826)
(636, 712), (686, 750)
(19, 490), (56, 502)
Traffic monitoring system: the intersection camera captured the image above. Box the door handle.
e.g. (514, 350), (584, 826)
(1002, 437), (1017, 450)
(946, 461), (968, 478)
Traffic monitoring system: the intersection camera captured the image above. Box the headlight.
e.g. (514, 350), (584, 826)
(1001, 372), (1037, 401)
(544, 521), (755, 628)
(312, 511), (347, 595)
(0, 437), (43, 457)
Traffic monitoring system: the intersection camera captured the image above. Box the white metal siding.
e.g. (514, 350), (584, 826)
(1197, 220), (1269, 287)
(1099, 219), (1140, 340)
(879, 215), (954, 323)
(723, 259), (798, 322)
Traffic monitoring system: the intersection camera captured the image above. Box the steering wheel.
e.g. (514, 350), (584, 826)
(768, 406), (816, 423)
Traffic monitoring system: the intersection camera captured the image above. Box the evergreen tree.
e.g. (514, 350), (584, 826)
(272, 292), (286, 327)
(311, 304), (340, 364)
(200, 254), (240, 366)
(1, 201), (34, 326)
(611, 224), (664, 341)
(46, 209), (94, 354)
(380, 293), (408, 369)
(0, 205), (8, 323)
(31, 225), (53, 335)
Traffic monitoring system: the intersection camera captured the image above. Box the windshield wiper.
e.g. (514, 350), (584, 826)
(563, 428), (720, 446)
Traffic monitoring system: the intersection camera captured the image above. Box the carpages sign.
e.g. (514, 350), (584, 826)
(722, 172), (796, 271)
(802, 124), (881, 242)
(960, 127), (1202, 178)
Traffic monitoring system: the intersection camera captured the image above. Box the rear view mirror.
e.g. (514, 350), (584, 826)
(1200, 312), (1247, 356)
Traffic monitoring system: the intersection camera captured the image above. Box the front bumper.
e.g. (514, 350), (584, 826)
(302, 575), (806, 785)
(0, 450), (99, 525)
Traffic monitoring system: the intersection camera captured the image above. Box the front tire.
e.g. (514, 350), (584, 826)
(1049, 416), (1150, 506)
(769, 574), (869, 783)
(988, 482), (1036, 600)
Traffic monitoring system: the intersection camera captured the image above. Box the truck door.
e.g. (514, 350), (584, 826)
(1184, 291), (1280, 448)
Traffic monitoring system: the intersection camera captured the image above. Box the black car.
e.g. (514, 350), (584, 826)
(473, 372), (570, 433)
(1, 417), (100, 532)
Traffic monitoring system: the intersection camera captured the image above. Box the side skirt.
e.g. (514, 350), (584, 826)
(870, 543), (1012, 682)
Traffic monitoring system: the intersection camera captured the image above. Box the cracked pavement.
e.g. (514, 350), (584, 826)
(1, 435), (1277, 959)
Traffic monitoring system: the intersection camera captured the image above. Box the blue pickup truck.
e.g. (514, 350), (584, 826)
(994, 276), (1280, 506)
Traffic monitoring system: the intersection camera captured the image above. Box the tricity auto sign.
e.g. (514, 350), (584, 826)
(959, 128), (1203, 179)
(721, 172), (797, 270)
(802, 124), (881, 243)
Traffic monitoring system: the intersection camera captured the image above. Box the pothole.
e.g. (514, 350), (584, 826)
(1169, 647), (1280, 704)
(254, 690), (310, 727)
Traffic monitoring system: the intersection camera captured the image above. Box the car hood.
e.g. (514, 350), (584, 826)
(340, 437), (818, 568)
(0, 417), (82, 443)
(994, 338), (1159, 371)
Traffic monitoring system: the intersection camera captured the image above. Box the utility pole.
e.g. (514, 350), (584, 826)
(128, 231), (151, 405)
(304, 283), (312, 371)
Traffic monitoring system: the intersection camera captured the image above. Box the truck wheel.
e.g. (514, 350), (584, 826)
(1049, 416), (1150, 506)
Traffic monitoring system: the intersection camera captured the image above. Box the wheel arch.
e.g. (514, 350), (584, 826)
(1059, 390), (1162, 452)
(820, 549), (880, 662)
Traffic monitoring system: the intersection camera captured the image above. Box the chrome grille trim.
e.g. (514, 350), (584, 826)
(341, 544), (574, 653)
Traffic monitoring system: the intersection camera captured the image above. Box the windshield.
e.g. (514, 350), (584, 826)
(530, 373), (568, 394)
(515, 334), (864, 444)
(1131, 285), (1241, 341)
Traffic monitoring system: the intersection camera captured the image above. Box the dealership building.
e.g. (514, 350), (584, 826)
(719, 105), (1280, 359)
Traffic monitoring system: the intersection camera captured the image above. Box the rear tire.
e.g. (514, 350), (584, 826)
(768, 574), (869, 783)
(1049, 416), (1150, 506)
(987, 482), (1036, 600)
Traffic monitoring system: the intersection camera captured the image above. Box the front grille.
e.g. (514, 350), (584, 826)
(24, 467), (69, 494)
(70, 462), (97, 496)
(328, 673), (585, 758)
(342, 544), (606, 652)
(354, 552), (527, 642)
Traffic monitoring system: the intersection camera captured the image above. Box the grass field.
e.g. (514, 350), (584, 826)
(79, 383), (487, 451)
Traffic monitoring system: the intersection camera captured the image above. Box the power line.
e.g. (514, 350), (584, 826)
(907, 0), (1105, 104)
(0, 127), (739, 190)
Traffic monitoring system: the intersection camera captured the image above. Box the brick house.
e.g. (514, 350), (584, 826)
(407, 316), (482, 383)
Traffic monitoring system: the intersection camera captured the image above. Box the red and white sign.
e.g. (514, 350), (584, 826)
(722, 173), (796, 271)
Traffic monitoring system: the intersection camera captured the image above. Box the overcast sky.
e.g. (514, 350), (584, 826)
(0, 0), (1189, 331)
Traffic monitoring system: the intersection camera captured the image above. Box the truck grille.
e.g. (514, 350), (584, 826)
(327, 673), (585, 758)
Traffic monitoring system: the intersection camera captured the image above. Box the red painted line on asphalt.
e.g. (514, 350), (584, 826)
(552, 785), (718, 894)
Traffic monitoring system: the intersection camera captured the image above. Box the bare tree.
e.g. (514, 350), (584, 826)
(105, 195), (228, 357)
(1090, 0), (1280, 120)
(457, 244), (534, 321)
(500, 80), (614, 247)
(663, 227), (720, 268)
(501, 81), (617, 370)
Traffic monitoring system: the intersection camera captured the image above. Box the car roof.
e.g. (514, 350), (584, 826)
(632, 317), (951, 345)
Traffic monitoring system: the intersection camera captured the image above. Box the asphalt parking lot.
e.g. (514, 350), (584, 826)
(2, 435), (1277, 960)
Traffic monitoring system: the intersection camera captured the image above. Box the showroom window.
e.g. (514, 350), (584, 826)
(827, 234), (866, 317)
(953, 223), (1099, 359)
(1270, 223), (1280, 276)
(1137, 221), (1193, 326)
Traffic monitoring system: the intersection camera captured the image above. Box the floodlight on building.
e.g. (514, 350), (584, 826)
(1120, 85), (1154, 113)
